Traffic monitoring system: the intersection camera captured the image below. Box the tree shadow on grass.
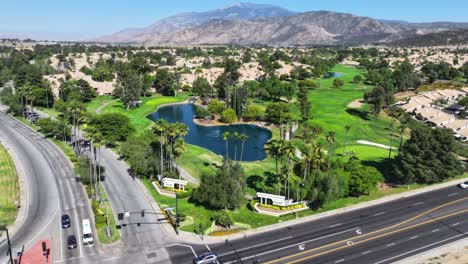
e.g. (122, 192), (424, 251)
(362, 158), (398, 183)
(346, 108), (370, 121)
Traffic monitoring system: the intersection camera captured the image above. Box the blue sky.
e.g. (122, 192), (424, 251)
(1, 0), (467, 38)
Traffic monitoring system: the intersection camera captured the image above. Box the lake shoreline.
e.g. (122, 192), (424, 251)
(192, 117), (274, 132)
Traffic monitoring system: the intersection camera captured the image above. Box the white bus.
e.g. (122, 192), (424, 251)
(82, 219), (94, 245)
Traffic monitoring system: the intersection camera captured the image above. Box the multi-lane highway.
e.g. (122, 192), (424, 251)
(169, 183), (468, 264)
(0, 111), (174, 263)
(0, 112), (97, 263)
(2, 108), (467, 264)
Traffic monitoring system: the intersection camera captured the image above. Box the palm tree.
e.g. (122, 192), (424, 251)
(326, 131), (336, 176)
(239, 133), (248, 161)
(301, 143), (314, 183)
(399, 120), (407, 151)
(265, 139), (283, 194)
(343, 125), (351, 154)
(313, 142), (327, 176)
(173, 138), (186, 179)
(281, 140), (296, 203)
(233, 132), (239, 160)
(389, 121), (395, 159)
(152, 119), (169, 179)
(223, 131), (231, 159)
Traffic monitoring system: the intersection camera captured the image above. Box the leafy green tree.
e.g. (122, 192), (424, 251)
(458, 96), (468, 108)
(392, 126), (463, 184)
(87, 113), (135, 144)
(153, 68), (180, 96)
(353, 75), (363, 84)
(345, 158), (383, 196)
(298, 86), (311, 122)
(333, 78), (344, 88)
(265, 102), (289, 124)
(221, 108), (237, 124)
(192, 76), (211, 101)
(36, 118), (70, 139)
(192, 160), (245, 210)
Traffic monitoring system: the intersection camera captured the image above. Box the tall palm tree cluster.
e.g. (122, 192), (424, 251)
(151, 119), (188, 179)
(265, 124), (339, 204)
(222, 131), (249, 161)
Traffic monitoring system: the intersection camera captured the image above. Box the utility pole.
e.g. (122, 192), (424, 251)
(175, 192), (179, 235)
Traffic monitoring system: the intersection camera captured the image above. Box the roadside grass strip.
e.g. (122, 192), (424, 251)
(0, 143), (19, 226)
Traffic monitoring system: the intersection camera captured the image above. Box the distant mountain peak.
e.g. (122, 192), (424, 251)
(221, 2), (278, 9)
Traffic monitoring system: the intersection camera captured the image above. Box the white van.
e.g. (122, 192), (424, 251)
(82, 219), (94, 245)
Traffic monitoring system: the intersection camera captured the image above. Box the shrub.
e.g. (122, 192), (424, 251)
(221, 108), (238, 124)
(196, 106), (210, 119)
(244, 105), (264, 121)
(207, 99), (224, 115)
(212, 212), (233, 229)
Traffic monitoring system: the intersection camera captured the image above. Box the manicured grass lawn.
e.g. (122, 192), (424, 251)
(95, 184), (120, 244)
(84, 95), (115, 113)
(308, 64), (402, 161)
(180, 144), (277, 196)
(143, 173), (468, 234)
(88, 93), (190, 132)
(143, 178), (278, 233)
(0, 143), (19, 226)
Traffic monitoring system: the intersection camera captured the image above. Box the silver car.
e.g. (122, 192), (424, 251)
(193, 252), (218, 264)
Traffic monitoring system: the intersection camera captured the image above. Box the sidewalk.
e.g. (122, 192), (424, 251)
(17, 239), (52, 264)
(395, 237), (468, 264)
(140, 176), (468, 245)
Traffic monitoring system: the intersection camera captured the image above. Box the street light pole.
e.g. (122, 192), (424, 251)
(6, 228), (13, 264)
(175, 192), (179, 235)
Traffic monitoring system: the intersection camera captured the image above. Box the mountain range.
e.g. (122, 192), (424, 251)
(8, 2), (468, 46)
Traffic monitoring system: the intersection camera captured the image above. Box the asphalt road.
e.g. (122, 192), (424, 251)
(169, 184), (468, 264)
(0, 112), (98, 263)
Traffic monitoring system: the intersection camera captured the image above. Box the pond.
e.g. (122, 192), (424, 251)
(324, 72), (344, 78)
(147, 103), (272, 161)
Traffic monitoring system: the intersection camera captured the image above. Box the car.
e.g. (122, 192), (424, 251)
(193, 252), (218, 264)
(61, 214), (71, 228)
(67, 235), (77, 249)
(458, 181), (468, 189)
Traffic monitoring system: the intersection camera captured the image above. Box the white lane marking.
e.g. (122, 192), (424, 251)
(205, 244), (211, 252)
(329, 223), (343, 228)
(373, 212), (386, 217)
(53, 256), (83, 263)
(218, 236), (293, 257)
(167, 244), (197, 257)
(102, 256), (121, 262)
(335, 259), (345, 263)
(387, 243), (395, 247)
(375, 233), (467, 264)
(448, 192), (458, 197)
(412, 202), (424, 206)
(452, 222), (460, 227)
(432, 229), (440, 233)
(410, 236), (419, 240)
(222, 228), (359, 264)
(362, 251), (371, 255)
